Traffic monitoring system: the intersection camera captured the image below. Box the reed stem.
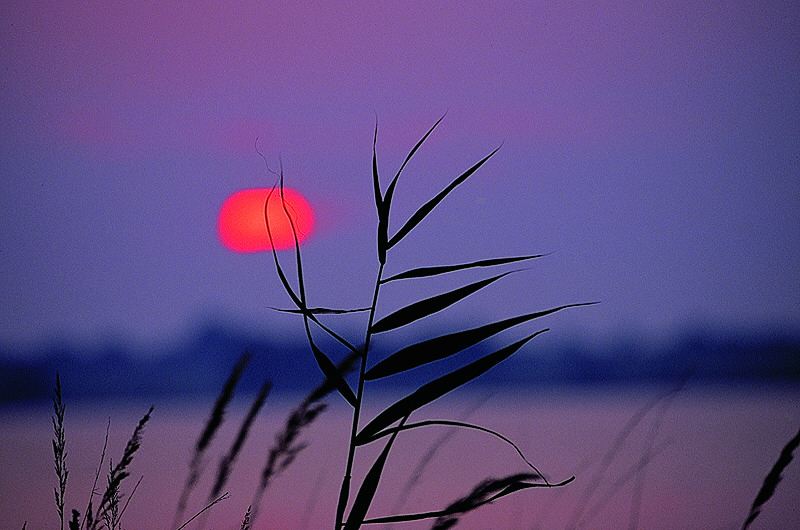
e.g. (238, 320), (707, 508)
(336, 262), (385, 528)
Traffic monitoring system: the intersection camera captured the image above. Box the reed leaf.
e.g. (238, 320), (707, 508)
(343, 417), (406, 530)
(386, 145), (499, 251)
(380, 254), (548, 283)
(356, 419), (546, 480)
(271, 288), (362, 354)
(374, 120), (388, 265)
(270, 306), (371, 314)
(370, 270), (518, 334)
(380, 115), (445, 223)
(361, 475), (575, 525)
(272, 177), (363, 360)
(371, 117), (383, 212)
(303, 320), (357, 407)
(367, 302), (596, 379)
(266, 183), (357, 406)
(375, 115), (444, 264)
(265, 185), (305, 309)
(356, 329), (547, 445)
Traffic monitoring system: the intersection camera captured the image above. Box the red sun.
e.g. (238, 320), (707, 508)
(218, 188), (315, 252)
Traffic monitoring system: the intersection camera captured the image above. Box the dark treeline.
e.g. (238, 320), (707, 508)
(1, 319), (798, 404)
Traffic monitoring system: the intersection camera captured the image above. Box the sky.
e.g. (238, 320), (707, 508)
(1, 1), (798, 351)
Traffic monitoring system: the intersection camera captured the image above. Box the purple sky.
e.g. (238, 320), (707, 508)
(1, 1), (798, 350)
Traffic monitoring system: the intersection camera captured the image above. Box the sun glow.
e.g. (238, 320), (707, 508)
(217, 188), (315, 252)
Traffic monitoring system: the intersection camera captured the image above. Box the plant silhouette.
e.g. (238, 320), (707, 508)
(264, 116), (589, 528)
(38, 119), (800, 529)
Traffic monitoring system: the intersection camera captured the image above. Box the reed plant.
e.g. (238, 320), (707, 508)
(262, 116), (590, 528)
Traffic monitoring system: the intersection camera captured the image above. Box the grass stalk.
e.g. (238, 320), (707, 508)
(173, 352), (250, 528)
(52, 373), (68, 530)
(210, 380), (272, 500)
(174, 492), (230, 530)
(81, 421), (110, 530)
(240, 506), (251, 530)
(89, 406), (153, 530)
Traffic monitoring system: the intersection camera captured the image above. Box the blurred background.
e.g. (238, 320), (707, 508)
(1, 2), (798, 529)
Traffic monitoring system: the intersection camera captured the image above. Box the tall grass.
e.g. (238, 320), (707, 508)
(48, 383), (153, 530)
(35, 118), (799, 529)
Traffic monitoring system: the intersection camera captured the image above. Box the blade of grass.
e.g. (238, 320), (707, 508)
(566, 383), (683, 528)
(386, 145), (499, 250)
(356, 329), (547, 445)
(370, 270), (519, 334)
(581, 440), (670, 528)
(367, 302), (597, 379)
(240, 506), (252, 530)
(742, 426), (800, 529)
(116, 475), (142, 528)
(380, 254), (549, 283)
(82, 420), (109, 530)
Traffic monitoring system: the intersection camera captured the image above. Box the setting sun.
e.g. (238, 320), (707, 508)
(218, 188), (315, 252)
